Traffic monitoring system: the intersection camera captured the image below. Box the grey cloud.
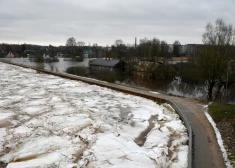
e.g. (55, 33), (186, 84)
(0, 0), (234, 46)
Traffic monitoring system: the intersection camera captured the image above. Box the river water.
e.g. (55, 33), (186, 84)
(0, 57), (216, 100)
(2, 58), (92, 72)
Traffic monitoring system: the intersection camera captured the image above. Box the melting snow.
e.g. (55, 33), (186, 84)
(0, 62), (188, 168)
(203, 105), (233, 168)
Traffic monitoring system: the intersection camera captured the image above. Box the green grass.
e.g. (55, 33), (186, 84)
(208, 103), (235, 126)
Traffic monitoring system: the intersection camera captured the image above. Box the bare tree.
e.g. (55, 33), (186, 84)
(160, 41), (168, 57)
(173, 40), (181, 57)
(114, 39), (124, 47)
(66, 37), (77, 46)
(198, 18), (235, 101)
(77, 41), (85, 47)
(151, 38), (161, 60)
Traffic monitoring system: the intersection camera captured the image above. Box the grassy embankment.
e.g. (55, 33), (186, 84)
(208, 103), (235, 126)
(208, 103), (235, 165)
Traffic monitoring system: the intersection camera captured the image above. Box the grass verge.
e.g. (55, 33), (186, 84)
(208, 103), (235, 166)
(208, 103), (235, 126)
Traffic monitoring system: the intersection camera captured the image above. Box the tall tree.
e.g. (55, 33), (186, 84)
(151, 38), (161, 60)
(114, 39), (124, 47)
(160, 41), (168, 57)
(21, 44), (26, 56)
(139, 38), (152, 58)
(173, 40), (181, 57)
(66, 37), (77, 46)
(112, 39), (126, 58)
(198, 18), (235, 101)
(65, 37), (77, 57)
(77, 41), (85, 47)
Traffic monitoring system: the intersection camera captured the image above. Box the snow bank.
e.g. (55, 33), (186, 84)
(0, 62), (188, 168)
(204, 106), (233, 168)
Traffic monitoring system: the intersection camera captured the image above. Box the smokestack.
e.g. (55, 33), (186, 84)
(135, 37), (137, 48)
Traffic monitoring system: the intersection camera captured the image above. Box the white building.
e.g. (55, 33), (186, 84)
(6, 52), (14, 58)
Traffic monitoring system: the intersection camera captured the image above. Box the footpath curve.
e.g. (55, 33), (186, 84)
(0, 60), (226, 168)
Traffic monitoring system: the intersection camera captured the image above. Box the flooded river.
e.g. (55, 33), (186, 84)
(1, 57), (230, 101)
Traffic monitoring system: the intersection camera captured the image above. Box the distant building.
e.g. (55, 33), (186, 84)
(83, 49), (93, 58)
(179, 45), (187, 56)
(23, 50), (36, 58)
(6, 52), (14, 58)
(89, 58), (125, 74)
(56, 52), (63, 57)
(168, 44), (174, 53)
(186, 44), (204, 57)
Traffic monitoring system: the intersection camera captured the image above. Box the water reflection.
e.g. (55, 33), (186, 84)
(167, 80), (206, 99)
(0, 57), (221, 101)
(118, 76), (206, 99)
(2, 58), (92, 72)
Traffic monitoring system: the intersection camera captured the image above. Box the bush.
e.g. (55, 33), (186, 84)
(66, 66), (88, 77)
(35, 55), (44, 63)
(90, 70), (117, 83)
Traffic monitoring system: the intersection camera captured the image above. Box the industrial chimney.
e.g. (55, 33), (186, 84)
(135, 37), (137, 48)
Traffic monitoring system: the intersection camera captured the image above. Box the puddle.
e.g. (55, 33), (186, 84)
(134, 115), (158, 147)
(0, 121), (13, 128)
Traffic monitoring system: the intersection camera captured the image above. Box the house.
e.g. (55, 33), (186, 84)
(89, 58), (125, 74)
(6, 52), (14, 58)
(83, 49), (93, 58)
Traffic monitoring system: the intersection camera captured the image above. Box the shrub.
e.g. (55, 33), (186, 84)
(66, 66), (88, 77)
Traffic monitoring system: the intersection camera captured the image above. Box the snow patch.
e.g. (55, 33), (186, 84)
(204, 108), (233, 168)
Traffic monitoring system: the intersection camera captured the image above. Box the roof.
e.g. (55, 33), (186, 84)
(6, 52), (15, 58)
(89, 58), (120, 67)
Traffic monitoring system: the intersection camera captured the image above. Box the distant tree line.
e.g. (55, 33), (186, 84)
(1, 19), (235, 102)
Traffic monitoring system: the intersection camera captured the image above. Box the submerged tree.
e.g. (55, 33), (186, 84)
(198, 18), (235, 101)
(66, 37), (77, 57)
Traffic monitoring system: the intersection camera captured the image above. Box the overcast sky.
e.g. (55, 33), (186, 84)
(0, 0), (234, 46)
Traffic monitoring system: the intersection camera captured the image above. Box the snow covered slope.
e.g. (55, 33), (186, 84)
(0, 62), (188, 168)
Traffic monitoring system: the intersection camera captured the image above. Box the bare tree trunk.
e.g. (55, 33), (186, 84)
(214, 82), (223, 102)
(208, 81), (215, 101)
